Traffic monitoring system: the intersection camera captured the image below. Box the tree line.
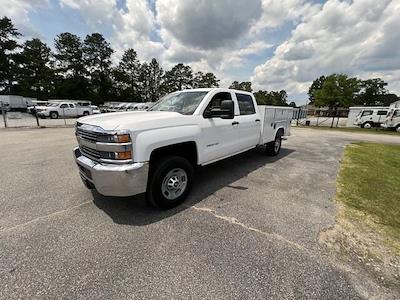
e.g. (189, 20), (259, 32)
(308, 74), (398, 108)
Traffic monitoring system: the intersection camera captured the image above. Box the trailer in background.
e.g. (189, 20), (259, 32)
(0, 95), (36, 110)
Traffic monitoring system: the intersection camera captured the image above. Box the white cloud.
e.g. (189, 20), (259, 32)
(59, 0), (165, 62)
(60, 0), (116, 27)
(252, 0), (400, 98)
(0, 0), (49, 37)
(251, 0), (321, 32)
(156, 0), (262, 49)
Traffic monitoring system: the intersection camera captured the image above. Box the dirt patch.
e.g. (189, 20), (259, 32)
(320, 198), (400, 293)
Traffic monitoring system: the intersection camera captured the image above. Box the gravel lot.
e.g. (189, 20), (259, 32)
(0, 127), (399, 299)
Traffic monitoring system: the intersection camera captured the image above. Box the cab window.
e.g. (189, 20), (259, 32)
(204, 92), (232, 115)
(377, 110), (388, 116)
(361, 110), (373, 117)
(236, 93), (255, 115)
(60, 104), (68, 109)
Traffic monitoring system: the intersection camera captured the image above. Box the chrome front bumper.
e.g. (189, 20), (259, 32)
(74, 147), (149, 197)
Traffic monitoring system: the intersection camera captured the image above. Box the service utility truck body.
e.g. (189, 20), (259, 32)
(73, 88), (292, 209)
(353, 108), (389, 128)
(37, 102), (93, 119)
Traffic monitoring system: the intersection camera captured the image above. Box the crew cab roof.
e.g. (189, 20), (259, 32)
(179, 88), (253, 95)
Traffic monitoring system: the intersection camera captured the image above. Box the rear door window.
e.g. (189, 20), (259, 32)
(377, 110), (388, 116)
(236, 93), (255, 115)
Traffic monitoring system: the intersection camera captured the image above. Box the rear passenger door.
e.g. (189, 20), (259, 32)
(234, 93), (261, 151)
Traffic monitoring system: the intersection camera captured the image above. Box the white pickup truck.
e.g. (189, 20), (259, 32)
(73, 88), (292, 209)
(37, 102), (93, 119)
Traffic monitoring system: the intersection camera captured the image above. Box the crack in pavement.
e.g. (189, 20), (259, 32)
(190, 205), (310, 254)
(0, 201), (92, 234)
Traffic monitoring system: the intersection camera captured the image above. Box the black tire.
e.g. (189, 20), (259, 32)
(396, 125), (400, 133)
(146, 156), (194, 209)
(265, 132), (283, 156)
(362, 122), (373, 129)
(83, 111), (89, 116)
(50, 111), (58, 119)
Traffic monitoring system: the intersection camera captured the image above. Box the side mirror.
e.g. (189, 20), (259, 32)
(205, 100), (234, 119)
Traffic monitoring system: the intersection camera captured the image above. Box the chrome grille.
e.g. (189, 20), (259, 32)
(76, 127), (100, 142)
(80, 145), (101, 162)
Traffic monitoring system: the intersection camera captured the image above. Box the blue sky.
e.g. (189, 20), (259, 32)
(3, 0), (400, 105)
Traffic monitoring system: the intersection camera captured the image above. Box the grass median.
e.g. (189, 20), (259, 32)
(321, 142), (400, 285)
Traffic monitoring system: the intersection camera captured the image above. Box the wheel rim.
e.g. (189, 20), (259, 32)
(274, 137), (281, 153)
(364, 123), (371, 129)
(161, 168), (188, 200)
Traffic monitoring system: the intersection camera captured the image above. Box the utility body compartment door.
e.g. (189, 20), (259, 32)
(259, 106), (292, 144)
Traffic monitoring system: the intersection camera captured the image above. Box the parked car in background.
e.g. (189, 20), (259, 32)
(73, 88), (292, 209)
(37, 102), (93, 119)
(134, 103), (151, 110)
(354, 108), (389, 128)
(125, 103), (138, 111)
(27, 101), (48, 114)
(90, 105), (101, 114)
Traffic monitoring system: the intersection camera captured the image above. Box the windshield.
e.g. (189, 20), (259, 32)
(48, 103), (59, 107)
(149, 91), (208, 115)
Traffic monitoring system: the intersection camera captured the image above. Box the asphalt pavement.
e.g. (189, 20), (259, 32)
(0, 127), (399, 299)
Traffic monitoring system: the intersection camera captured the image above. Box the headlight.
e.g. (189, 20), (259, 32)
(97, 133), (131, 143)
(99, 150), (132, 160)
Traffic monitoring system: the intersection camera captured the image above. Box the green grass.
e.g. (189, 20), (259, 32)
(298, 125), (400, 135)
(337, 143), (400, 241)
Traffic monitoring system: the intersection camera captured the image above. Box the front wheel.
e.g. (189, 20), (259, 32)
(396, 125), (400, 133)
(146, 156), (194, 209)
(363, 122), (372, 129)
(50, 111), (58, 119)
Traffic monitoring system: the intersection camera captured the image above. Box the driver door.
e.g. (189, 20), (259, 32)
(200, 92), (241, 164)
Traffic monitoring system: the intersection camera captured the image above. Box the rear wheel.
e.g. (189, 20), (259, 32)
(396, 125), (400, 133)
(146, 156), (194, 209)
(83, 111), (89, 116)
(265, 132), (283, 156)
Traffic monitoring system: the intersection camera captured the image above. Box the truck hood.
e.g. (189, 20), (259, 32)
(78, 111), (197, 131)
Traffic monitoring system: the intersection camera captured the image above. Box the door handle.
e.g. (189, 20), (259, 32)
(255, 119), (260, 122)
(232, 121), (239, 126)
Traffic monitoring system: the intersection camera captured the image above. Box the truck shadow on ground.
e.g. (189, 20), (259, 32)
(92, 147), (295, 226)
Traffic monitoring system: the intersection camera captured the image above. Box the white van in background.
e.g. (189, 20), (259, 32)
(384, 101), (400, 132)
(354, 108), (389, 128)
